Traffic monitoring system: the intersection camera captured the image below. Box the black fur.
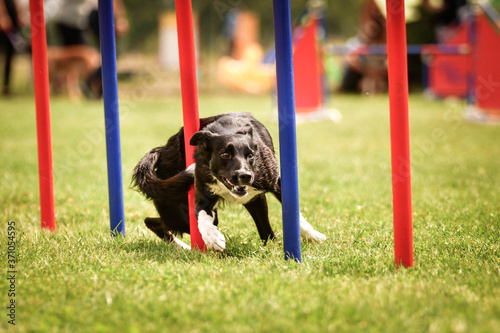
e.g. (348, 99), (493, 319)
(132, 112), (281, 245)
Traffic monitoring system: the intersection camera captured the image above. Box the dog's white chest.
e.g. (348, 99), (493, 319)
(208, 180), (262, 205)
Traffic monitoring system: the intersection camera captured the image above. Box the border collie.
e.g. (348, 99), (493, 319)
(132, 112), (326, 251)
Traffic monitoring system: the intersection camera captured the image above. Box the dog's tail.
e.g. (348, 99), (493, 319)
(132, 147), (163, 200)
(132, 147), (193, 201)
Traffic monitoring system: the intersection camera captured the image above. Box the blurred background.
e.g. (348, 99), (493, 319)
(2, 0), (500, 101)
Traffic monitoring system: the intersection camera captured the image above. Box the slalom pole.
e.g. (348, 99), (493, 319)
(272, 0), (302, 262)
(29, 0), (55, 231)
(174, 0), (205, 251)
(465, 6), (477, 106)
(386, 0), (414, 267)
(99, 0), (126, 236)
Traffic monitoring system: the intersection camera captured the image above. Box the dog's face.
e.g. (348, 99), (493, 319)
(191, 130), (257, 197)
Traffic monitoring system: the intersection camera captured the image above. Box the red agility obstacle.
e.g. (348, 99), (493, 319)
(293, 17), (323, 114)
(30, 0), (55, 231)
(386, 0), (414, 268)
(175, 0), (205, 251)
(427, 5), (500, 121)
(291, 12), (340, 122)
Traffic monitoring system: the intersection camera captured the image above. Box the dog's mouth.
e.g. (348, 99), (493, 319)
(220, 176), (248, 197)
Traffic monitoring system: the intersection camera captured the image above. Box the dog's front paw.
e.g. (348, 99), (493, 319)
(302, 228), (327, 242)
(198, 210), (226, 251)
(300, 213), (327, 242)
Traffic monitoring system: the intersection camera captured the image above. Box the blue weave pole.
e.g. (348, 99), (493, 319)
(99, 0), (125, 236)
(272, 0), (302, 262)
(466, 7), (477, 106)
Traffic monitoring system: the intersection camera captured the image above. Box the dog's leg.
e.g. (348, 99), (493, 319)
(197, 210), (226, 251)
(170, 233), (191, 250)
(271, 180), (326, 242)
(67, 68), (81, 100)
(144, 217), (169, 239)
(144, 217), (191, 250)
(244, 194), (276, 244)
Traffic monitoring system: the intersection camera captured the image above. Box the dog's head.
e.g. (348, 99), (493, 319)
(190, 128), (257, 197)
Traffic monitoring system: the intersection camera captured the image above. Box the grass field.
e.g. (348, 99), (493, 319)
(0, 93), (499, 332)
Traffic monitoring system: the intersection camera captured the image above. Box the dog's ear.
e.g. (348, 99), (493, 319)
(190, 130), (214, 147)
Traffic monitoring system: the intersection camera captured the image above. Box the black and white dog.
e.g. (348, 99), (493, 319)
(132, 112), (326, 251)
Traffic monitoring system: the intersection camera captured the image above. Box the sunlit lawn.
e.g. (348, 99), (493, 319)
(0, 93), (498, 332)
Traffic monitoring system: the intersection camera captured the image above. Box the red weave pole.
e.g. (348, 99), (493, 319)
(30, 0), (55, 231)
(175, 0), (205, 251)
(386, 0), (414, 267)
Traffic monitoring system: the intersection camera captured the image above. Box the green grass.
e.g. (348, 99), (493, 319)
(0, 93), (499, 332)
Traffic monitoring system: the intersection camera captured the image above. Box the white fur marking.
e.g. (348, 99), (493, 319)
(185, 163), (196, 176)
(300, 213), (327, 242)
(172, 235), (191, 250)
(208, 179), (263, 205)
(198, 210), (226, 251)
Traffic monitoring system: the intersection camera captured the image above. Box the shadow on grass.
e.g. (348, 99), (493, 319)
(116, 233), (285, 264)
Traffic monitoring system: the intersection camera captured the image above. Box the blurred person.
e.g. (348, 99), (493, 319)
(50, 0), (93, 46)
(0, 0), (28, 96)
(84, 0), (128, 98)
(48, 0), (129, 47)
(46, 0), (128, 99)
(88, 0), (129, 46)
(339, 0), (387, 94)
(339, 0), (433, 94)
(222, 8), (238, 57)
(44, 0), (99, 98)
(423, 0), (468, 41)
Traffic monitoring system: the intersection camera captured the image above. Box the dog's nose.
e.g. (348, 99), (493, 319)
(236, 171), (252, 184)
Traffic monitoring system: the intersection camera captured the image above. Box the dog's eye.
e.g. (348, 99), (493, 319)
(220, 152), (230, 159)
(247, 153), (254, 159)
